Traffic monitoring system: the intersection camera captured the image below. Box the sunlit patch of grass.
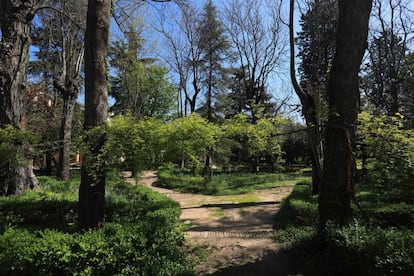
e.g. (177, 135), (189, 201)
(209, 207), (224, 218)
(227, 195), (260, 204)
(158, 166), (310, 196)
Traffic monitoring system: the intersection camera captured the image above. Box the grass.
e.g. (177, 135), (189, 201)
(272, 180), (414, 275)
(157, 165), (308, 196)
(209, 207), (225, 218)
(226, 194), (261, 204)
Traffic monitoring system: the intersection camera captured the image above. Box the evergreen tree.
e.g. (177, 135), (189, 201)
(197, 0), (232, 122)
(364, 30), (407, 115)
(297, 0), (338, 99)
(110, 22), (176, 120)
(292, 0), (338, 194)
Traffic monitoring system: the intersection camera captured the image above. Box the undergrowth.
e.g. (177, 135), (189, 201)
(0, 171), (192, 275)
(273, 181), (414, 275)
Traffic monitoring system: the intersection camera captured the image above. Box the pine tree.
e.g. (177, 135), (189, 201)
(292, 0), (338, 194)
(197, 0), (232, 122)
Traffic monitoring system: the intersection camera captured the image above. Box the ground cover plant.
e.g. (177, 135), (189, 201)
(157, 164), (308, 195)
(0, 171), (191, 275)
(273, 181), (414, 275)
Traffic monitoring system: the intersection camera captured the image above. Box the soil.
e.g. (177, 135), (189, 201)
(126, 171), (295, 275)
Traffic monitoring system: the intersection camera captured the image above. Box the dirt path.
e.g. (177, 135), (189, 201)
(127, 171), (294, 275)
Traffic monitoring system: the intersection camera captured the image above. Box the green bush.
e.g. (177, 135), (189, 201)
(273, 184), (414, 275)
(358, 112), (414, 202)
(0, 174), (191, 275)
(324, 221), (414, 275)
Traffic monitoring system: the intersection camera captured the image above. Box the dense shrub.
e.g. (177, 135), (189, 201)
(273, 184), (414, 275)
(0, 174), (191, 275)
(358, 112), (414, 202)
(324, 221), (414, 275)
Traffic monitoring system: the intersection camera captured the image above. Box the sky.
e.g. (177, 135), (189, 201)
(28, 0), (300, 118)
(31, 0), (414, 121)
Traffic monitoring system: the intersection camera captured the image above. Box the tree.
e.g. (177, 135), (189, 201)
(155, 1), (203, 115)
(165, 114), (220, 174)
(223, 0), (286, 122)
(197, 0), (232, 122)
(109, 22), (176, 120)
(0, 0), (46, 195)
(362, 0), (413, 116)
(357, 111), (414, 202)
(297, 0), (338, 94)
(78, 0), (110, 230)
(31, 0), (87, 180)
(78, 0), (170, 230)
(291, 0), (338, 194)
(400, 52), (414, 128)
(24, 84), (83, 174)
(319, 0), (372, 229)
(222, 114), (285, 172)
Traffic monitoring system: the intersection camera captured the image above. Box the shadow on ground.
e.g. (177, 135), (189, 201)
(209, 249), (293, 276)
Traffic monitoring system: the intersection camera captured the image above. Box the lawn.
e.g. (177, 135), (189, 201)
(157, 164), (308, 195)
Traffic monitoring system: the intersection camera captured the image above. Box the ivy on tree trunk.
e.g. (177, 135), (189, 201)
(78, 0), (110, 230)
(0, 0), (45, 195)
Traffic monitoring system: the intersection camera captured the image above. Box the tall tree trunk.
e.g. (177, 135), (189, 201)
(0, 1), (44, 195)
(57, 85), (80, 181)
(308, 127), (322, 194)
(289, 0), (322, 194)
(319, 0), (372, 229)
(78, 0), (110, 230)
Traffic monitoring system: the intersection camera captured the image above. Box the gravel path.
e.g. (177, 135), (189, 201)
(126, 170), (294, 275)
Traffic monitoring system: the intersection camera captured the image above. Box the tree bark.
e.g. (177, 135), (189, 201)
(0, 1), (44, 195)
(289, 0), (322, 195)
(57, 83), (81, 181)
(78, 0), (110, 230)
(319, 0), (372, 229)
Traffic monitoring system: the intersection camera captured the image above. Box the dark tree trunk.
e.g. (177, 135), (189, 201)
(0, 1), (44, 195)
(45, 150), (53, 175)
(289, 0), (322, 195)
(204, 153), (212, 181)
(319, 0), (372, 229)
(78, 0), (110, 230)
(57, 86), (80, 181)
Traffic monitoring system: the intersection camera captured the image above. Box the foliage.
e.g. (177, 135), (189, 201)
(280, 121), (310, 164)
(0, 174), (191, 275)
(165, 114), (220, 173)
(357, 111), (414, 202)
(96, 113), (286, 176)
(197, 0), (232, 122)
(109, 22), (176, 120)
(273, 182), (414, 275)
(0, 126), (39, 178)
(223, 114), (286, 171)
(322, 221), (414, 275)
